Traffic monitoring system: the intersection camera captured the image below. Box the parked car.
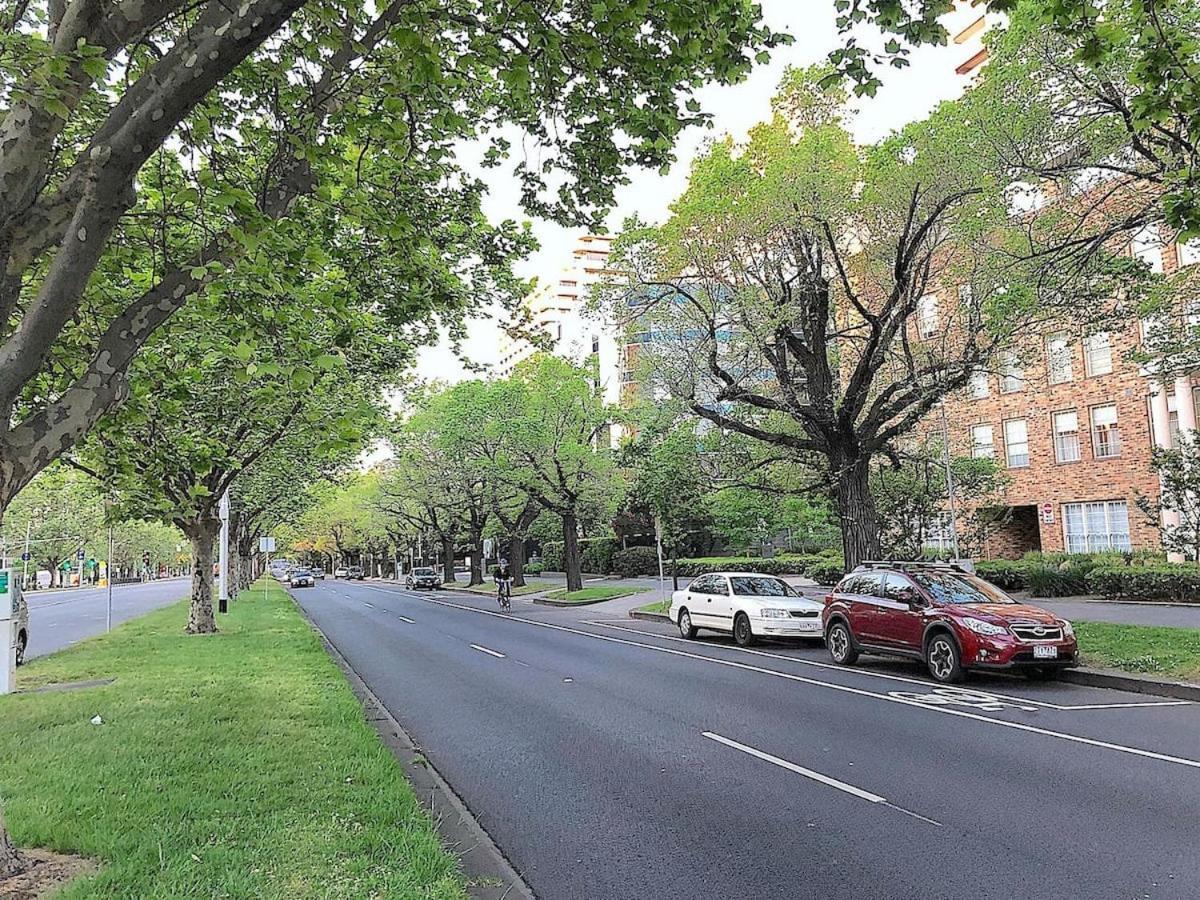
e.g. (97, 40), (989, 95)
(288, 567), (315, 588)
(311, 566), (325, 579)
(822, 561), (1079, 684)
(347, 565), (365, 580)
(669, 573), (824, 647)
(405, 567), (440, 590)
(333, 566), (349, 579)
(10, 584), (28, 666)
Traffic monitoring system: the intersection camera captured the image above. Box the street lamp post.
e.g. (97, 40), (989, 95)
(218, 490), (230, 614)
(939, 400), (962, 561)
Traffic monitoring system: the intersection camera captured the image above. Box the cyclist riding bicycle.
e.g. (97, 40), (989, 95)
(493, 558), (513, 609)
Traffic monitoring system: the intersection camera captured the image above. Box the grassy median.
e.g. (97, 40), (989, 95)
(1076, 621), (1200, 681)
(0, 580), (466, 899)
(543, 585), (649, 603)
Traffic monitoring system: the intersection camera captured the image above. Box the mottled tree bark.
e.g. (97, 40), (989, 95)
(182, 517), (220, 634)
(0, 802), (26, 877)
(509, 535), (528, 588)
(834, 454), (880, 572)
(441, 537), (457, 584)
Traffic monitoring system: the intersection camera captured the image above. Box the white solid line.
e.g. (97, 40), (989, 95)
(470, 644), (506, 659)
(703, 732), (886, 803)
(379, 591), (1200, 772)
(397, 615), (415, 624)
(588, 621), (1191, 712)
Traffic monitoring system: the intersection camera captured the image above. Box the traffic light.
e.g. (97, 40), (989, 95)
(142, 550), (151, 569)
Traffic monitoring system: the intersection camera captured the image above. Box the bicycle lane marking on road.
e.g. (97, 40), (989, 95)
(352, 587), (1200, 773)
(585, 620), (1191, 712)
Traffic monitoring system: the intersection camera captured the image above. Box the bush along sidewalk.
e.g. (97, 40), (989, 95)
(0, 580), (467, 899)
(608, 548), (845, 584)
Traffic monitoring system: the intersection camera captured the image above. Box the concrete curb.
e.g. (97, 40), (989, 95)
(290, 593), (536, 900)
(1060, 667), (1200, 702)
(532, 595), (614, 607)
(628, 610), (670, 623)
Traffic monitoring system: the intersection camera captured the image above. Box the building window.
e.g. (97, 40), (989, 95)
(917, 295), (939, 340)
(1179, 239), (1200, 267)
(1003, 419), (1029, 468)
(590, 334), (600, 354)
(1083, 332), (1113, 377)
(968, 370), (989, 399)
(1091, 403), (1120, 458)
(999, 350), (1023, 393)
(970, 424), (994, 459)
(1052, 410), (1081, 463)
(1063, 501), (1131, 553)
(1046, 332), (1073, 384)
(1131, 226), (1165, 273)
(922, 512), (955, 553)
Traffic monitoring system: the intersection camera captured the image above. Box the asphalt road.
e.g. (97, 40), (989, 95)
(296, 579), (1200, 900)
(24, 577), (190, 660)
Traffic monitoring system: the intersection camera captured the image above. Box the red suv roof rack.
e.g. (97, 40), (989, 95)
(854, 560), (972, 574)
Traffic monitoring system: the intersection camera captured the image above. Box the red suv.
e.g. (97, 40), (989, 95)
(822, 562), (1079, 683)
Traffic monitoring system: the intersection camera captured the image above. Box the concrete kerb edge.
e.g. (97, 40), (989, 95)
(288, 592), (536, 900)
(1059, 667), (1200, 702)
(628, 610), (670, 623)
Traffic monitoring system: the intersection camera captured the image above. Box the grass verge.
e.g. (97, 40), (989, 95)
(454, 579), (553, 597)
(1076, 621), (1200, 681)
(0, 580), (466, 899)
(543, 585), (650, 603)
(634, 600), (670, 615)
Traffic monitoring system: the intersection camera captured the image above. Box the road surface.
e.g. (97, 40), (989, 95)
(24, 578), (189, 660)
(296, 578), (1200, 900)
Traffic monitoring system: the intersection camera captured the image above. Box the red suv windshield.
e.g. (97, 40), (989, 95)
(908, 571), (1017, 605)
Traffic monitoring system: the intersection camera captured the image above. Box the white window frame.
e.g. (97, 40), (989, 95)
(999, 350), (1023, 394)
(1003, 418), (1029, 468)
(1046, 332), (1073, 384)
(1052, 410), (1081, 463)
(968, 370), (989, 399)
(970, 424), (994, 459)
(1131, 225), (1165, 273)
(1090, 403), (1121, 459)
(1179, 238), (1200, 268)
(1083, 332), (1113, 377)
(1063, 501), (1131, 553)
(917, 294), (940, 340)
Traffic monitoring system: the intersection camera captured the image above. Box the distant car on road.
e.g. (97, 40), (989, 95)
(311, 566), (325, 579)
(669, 573), (824, 647)
(10, 584), (28, 666)
(347, 565), (365, 580)
(405, 567), (440, 590)
(288, 567), (315, 588)
(822, 561), (1079, 684)
(333, 566), (349, 579)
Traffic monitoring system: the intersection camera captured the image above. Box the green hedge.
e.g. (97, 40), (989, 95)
(1086, 564), (1200, 603)
(523, 562), (545, 576)
(974, 552), (1152, 596)
(612, 546), (660, 577)
(541, 537), (620, 574)
(608, 550), (846, 582)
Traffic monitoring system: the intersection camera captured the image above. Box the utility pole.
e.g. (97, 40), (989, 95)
(107, 523), (114, 632)
(218, 490), (230, 614)
(21, 520), (31, 590)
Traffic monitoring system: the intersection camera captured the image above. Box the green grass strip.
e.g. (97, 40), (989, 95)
(543, 586), (649, 603)
(0, 580), (466, 899)
(1075, 621), (1200, 681)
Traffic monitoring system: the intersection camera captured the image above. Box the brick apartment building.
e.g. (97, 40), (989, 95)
(937, 233), (1200, 559)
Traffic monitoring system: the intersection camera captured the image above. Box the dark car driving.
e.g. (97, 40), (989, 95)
(405, 567), (440, 589)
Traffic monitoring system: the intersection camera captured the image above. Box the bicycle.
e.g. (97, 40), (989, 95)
(496, 578), (512, 610)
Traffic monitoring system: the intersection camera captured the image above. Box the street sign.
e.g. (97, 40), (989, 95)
(1040, 502), (1055, 524)
(259, 536), (276, 553)
(20, 552), (30, 561)
(77, 548), (86, 561)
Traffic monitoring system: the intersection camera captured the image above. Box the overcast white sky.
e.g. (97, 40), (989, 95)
(413, 1), (973, 383)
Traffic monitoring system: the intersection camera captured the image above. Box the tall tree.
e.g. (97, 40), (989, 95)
(605, 69), (1116, 569)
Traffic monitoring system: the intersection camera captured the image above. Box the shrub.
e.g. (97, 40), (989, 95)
(540, 537), (619, 574)
(612, 546), (660, 578)
(541, 542), (563, 572)
(672, 556), (798, 577)
(1086, 564), (1200, 603)
(806, 559), (846, 586)
(973, 559), (1029, 590)
(1024, 563), (1088, 597)
(523, 562), (545, 576)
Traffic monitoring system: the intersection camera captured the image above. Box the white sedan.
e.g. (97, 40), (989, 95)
(669, 572), (825, 647)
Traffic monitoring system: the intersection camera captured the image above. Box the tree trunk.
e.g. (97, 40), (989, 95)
(834, 455), (880, 572)
(0, 805), (26, 878)
(468, 529), (484, 586)
(510, 535), (527, 587)
(441, 537), (457, 584)
(562, 511), (583, 592)
(183, 517), (220, 634)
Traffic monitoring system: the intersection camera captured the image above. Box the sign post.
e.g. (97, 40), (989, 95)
(259, 536), (276, 603)
(0, 568), (17, 695)
(218, 491), (230, 614)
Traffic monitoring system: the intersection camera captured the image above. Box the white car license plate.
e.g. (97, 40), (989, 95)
(1033, 645), (1058, 660)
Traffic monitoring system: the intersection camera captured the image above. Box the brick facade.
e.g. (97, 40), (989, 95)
(937, 237), (1199, 558)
